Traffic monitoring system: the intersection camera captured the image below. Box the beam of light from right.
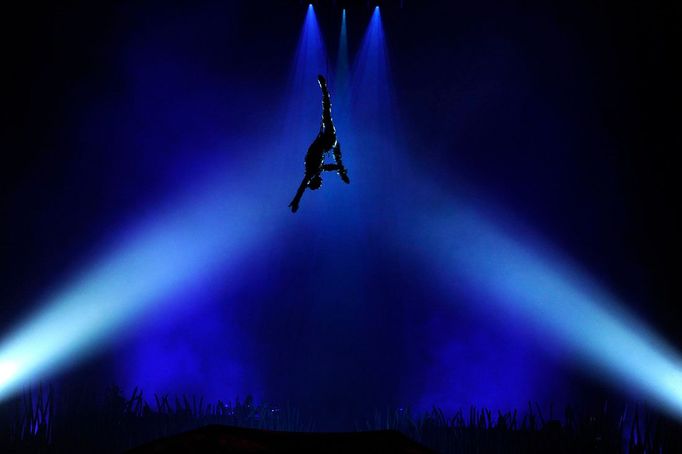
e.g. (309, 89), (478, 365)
(410, 204), (682, 420)
(350, 3), (682, 420)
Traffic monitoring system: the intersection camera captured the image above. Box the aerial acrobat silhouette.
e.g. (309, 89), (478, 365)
(288, 75), (349, 213)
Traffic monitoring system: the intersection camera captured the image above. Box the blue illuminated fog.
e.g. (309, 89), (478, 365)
(1, 1), (680, 430)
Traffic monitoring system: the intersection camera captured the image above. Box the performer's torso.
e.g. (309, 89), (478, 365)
(305, 133), (336, 174)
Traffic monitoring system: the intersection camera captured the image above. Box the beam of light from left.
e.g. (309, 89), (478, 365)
(0, 2), (326, 403)
(0, 165), (276, 402)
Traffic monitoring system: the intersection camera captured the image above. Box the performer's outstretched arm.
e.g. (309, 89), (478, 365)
(288, 176), (308, 213)
(333, 141), (350, 183)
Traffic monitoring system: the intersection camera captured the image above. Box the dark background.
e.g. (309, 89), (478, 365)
(1, 0), (680, 429)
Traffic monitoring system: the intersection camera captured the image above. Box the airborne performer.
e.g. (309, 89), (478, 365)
(288, 75), (350, 213)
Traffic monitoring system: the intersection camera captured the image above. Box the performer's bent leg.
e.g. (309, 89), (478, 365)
(322, 164), (341, 171)
(318, 75), (334, 132)
(333, 142), (350, 183)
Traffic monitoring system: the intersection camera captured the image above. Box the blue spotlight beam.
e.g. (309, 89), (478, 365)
(351, 6), (391, 120)
(408, 202), (682, 420)
(286, 3), (329, 162)
(289, 4), (327, 96)
(346, 5), (408, 219)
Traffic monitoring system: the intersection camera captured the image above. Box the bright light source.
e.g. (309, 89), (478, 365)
(0, 361), (18, 387)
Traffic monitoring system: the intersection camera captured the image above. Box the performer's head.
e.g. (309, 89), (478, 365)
(308, 174), (322, 190)
(317, 74), (327, 87)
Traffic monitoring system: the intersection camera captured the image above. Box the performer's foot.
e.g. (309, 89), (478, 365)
(339, 170), (350, 184)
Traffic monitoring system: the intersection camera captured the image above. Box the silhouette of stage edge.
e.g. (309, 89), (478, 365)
(128, 424), (435, 453)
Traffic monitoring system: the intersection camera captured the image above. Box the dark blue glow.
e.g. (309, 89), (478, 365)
(1, 3), (680, 428)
